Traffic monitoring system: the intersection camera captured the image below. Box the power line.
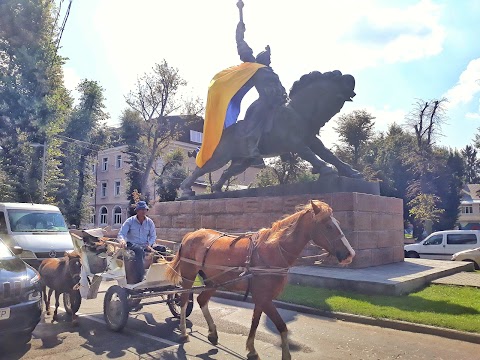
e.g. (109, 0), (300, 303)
(55, 0), (73, 53)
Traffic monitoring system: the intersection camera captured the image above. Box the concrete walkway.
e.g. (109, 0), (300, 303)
(288, 258), (474, 295)
(432, 271), (480, 287)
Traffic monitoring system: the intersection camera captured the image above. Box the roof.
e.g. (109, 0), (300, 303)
(0, 203), (61, 211)
(461, 184), (480, 202)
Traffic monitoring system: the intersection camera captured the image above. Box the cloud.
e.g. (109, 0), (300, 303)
(466, 112), (480, 120)
(443, 58), (480, 108)
(342, 0), (446, 66)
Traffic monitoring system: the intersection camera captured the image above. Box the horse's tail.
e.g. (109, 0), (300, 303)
(166, 243), (183, 285)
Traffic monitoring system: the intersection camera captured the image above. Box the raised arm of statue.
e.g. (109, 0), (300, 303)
(236, 22), (255, 63)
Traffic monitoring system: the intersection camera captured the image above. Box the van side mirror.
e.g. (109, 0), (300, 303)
(12, 246), (23, 255)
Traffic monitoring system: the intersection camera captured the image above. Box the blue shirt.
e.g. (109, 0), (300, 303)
(117, 215), (157, 247)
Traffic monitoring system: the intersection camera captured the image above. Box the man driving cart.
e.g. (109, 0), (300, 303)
(117, 201), (157, 283)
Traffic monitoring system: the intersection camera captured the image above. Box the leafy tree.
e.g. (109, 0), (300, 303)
(121, 109), (147, 206)
(367, 124), (414, 201)
(0, 0), (72, 202)
(435, 149), (464, 230)
(254, 155), (318, 187)
(461, 145), (480, 183)
(124, 60), (188, 198)
(58, 80), (108, 227)
(155, 149), (187, 201)
(408, 194), (444, 225)
(334, 109), (375, 166)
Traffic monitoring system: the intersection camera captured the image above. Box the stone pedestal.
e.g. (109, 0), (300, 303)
(150, 192), (404, 268)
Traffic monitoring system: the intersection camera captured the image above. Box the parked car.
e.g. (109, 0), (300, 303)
(0, 202), (74, 268)
(404, 230), (480, 260)
(451, 247), (480, 270)
(0, 238), (42, 346)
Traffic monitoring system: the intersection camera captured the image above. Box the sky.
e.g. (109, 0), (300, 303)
(58, 0), (480, 150)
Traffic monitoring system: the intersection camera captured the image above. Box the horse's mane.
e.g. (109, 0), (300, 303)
(289, 70), (344, 98)
(256, 200), (332, 245)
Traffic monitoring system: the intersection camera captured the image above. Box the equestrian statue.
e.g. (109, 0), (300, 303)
(180, 1), (362, 197)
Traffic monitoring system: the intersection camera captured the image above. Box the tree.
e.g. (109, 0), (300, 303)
(404, 98), (448, 197)
(58, 80), (109, 227)
(155, 149), (187, 201)
(408, 194), (444, 226)
(254, 155), (318, 187)
(334, 110), (375, 166)
(124, 60), (188, 199)
(461, 145), (480, 183)
(0, 0), (72, 202)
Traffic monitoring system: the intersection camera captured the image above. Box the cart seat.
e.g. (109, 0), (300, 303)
(126, 262), (173, 290)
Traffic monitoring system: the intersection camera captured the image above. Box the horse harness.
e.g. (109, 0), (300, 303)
(179, 231), (289, 300)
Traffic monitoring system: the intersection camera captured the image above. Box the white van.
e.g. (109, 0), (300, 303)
(0, 203), (74, 268)
(404, 230), (480, 260)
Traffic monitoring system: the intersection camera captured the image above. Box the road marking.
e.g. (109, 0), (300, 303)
(55, 306), (179, 348)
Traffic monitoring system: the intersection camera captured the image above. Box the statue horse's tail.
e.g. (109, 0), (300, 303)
(165, 244), (183, 285)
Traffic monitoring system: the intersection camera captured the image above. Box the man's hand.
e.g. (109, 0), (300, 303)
(118, 239), (127, 249)
(146, 245), (154, 252)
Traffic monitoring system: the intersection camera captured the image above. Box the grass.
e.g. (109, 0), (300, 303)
(278, 283), (480, 333)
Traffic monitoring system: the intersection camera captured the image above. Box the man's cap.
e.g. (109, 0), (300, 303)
(135, 201), (149, 211)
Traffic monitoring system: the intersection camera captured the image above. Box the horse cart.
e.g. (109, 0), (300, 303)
(69, 231), (195, 332)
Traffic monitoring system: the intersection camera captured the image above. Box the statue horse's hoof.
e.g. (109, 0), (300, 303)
(247, 353), (260, 360)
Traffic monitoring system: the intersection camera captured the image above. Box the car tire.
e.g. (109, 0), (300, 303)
(406, 251), (420, 258)
(462, 259), (480, 270)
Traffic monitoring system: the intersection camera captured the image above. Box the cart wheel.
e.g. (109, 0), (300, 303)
(167, 292), (194, 319)
(63, 290), (82, 315)
(104, 285), (129, 331)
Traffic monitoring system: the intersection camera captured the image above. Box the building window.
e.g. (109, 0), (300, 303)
(114, 180), (121, 196)
(101, 182), (107, 198)
(92, 164), (96, 174)
(115, 154), (122, 169)
(113, 206), (122, 225)
(102, 157), (108, 171)
(90, 188), (94, 198)
(190, 130), (203, 144)
(462, 205), (473, 214)
(99, 207), (108, 225)
(90, 207), (95, 224)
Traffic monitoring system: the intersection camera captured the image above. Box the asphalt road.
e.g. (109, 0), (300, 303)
(2, 282), (479, 360)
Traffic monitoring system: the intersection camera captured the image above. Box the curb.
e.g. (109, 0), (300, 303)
(214, 290), (480, 345)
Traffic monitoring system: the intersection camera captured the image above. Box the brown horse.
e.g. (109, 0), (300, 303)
(166, 200), (355, 360)
(39, 251), (82, 323)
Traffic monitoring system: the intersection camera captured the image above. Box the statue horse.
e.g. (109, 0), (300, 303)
(166, 200), (355, 360)
(180, 70), (361, 196)
(39, 251), (82, 323)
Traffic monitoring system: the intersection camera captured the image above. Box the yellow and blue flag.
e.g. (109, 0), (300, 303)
(196, 62), (265, 168)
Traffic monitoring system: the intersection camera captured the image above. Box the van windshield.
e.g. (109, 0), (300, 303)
(7, 210), (68, 233)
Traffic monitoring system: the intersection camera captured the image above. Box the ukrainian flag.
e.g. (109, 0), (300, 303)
(196, 62), (266, 168)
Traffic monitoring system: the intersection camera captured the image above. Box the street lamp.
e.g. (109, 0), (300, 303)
(30, 141), (46, 203)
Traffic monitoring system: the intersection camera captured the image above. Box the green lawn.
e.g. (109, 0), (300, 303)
(278, 284), (480, 333)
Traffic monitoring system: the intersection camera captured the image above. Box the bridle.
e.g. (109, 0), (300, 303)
(276, 211), (345, 267)
(309, 214), (345, 255)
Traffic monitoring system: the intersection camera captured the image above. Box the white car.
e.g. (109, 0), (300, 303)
(451, 247), (480, 270)
(404, 230), (480, 260)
